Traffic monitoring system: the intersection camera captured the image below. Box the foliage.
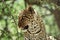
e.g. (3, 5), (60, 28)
(0, 0), (60, 40)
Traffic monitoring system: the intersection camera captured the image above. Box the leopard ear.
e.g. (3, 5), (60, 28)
(27, 6), (35, 13)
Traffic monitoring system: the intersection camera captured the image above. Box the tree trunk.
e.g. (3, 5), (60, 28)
(53, 9), (60, 29)
(53, 9), (60, 40)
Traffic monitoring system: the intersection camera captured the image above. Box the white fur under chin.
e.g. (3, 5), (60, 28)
(22, 29), (27, 32)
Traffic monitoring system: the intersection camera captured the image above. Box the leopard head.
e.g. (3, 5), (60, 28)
(18, 6), (35, 30)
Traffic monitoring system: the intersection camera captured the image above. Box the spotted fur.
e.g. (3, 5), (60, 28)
(18, 6), (51, 40)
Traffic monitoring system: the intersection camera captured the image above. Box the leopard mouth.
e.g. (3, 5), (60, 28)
(27, 29), (41, 34)
(20, 25), (29, 32)
(23, 25), (29, 30)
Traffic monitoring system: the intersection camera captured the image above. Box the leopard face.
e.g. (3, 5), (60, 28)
(18, 6), (43, 34)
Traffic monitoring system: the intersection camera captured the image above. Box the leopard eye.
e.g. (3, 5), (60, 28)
(23, 15), (25, 17)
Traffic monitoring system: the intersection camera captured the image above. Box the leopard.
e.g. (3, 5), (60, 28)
(18, 6), (51, 40)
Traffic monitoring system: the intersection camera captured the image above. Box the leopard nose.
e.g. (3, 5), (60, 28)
(24, 25), (29, 29)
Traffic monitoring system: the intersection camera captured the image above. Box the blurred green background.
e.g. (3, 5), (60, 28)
(0, 0), (60, 40)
